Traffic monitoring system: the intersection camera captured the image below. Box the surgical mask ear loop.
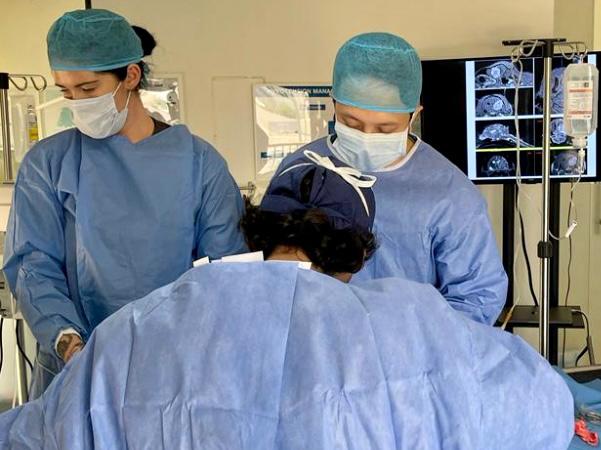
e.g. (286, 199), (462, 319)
(123, 89), (132, 110)
(408, 105), (423, 136)
(112, 82), (123, 97)
(113, 82), (132, 112)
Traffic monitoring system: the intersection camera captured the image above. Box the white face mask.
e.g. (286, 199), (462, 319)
(66, 83), (131, 139)
(331, 120), (411, 172)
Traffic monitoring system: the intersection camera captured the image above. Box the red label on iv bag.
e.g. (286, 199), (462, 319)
(566, 81), (594, 120)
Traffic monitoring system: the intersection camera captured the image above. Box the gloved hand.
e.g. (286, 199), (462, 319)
(57, 333), (84, 363)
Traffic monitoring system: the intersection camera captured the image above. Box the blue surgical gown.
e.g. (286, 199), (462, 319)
(277, 136), (508, 325)
(2, 125), (246, 388)
(0, 262), (572, 449)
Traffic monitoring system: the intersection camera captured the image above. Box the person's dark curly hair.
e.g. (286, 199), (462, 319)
(240, 199), (377, 276)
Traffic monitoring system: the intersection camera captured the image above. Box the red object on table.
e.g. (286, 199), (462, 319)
(576, 419), (600, 446)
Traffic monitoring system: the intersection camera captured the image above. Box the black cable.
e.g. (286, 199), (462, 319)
(516, 200), (539, 306)
(575, 345), (589, 367)
(15, 321), (33, 373)
(573, 310), (591, 367)
(575, 310), (591, 341)
(561, 235), (573, 368)
(562, 184), (575, 368)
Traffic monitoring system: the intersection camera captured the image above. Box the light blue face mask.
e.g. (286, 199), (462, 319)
(331, 121), (411, 172)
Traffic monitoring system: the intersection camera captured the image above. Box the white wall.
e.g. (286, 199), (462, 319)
(0, 0), (85, 78)
(0, 0), (84, 407)
(554, 0), (594, 46)
(596, 0), (601, 50)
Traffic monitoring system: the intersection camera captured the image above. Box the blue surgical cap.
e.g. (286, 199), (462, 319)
(47, 9), (143, 71)
(261, 152), (376, 232)
(332, 32), (422, 113)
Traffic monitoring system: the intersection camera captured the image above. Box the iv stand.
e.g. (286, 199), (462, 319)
(0, 71), (48, 403)
(502, 38), (567, 360)
(539, 40), (555, 360)
(0, 73), (12, 182)
(501, 39), (597, 361)
(0, 72), (48, 184)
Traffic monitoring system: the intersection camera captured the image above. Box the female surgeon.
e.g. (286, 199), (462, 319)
(2, 9), (247, 399)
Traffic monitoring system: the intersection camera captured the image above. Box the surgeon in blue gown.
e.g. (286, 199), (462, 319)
(0, 151), (573, 449)
(2, 9), (246, 399)
(277, 33), (508, 325)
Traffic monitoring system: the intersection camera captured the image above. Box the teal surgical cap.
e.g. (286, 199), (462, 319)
(47, 9), (144, 71)
(332, 32), (422, 113)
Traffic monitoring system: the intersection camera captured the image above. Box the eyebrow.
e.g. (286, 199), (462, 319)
(55, 80), (99, 88)
(340, 111), (361, 121)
